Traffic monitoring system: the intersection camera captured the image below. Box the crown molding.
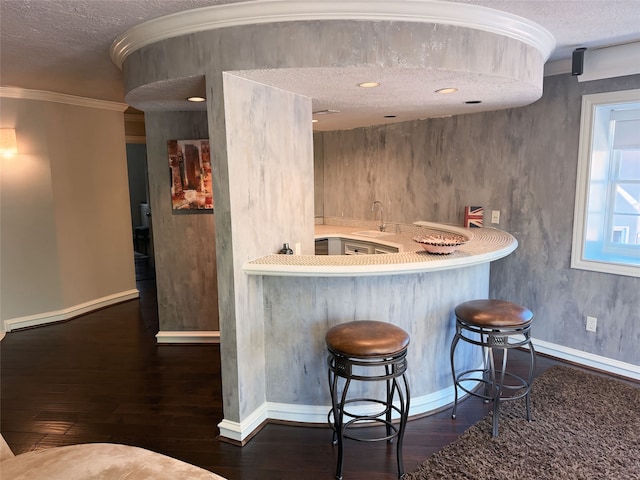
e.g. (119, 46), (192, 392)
(124, 113), (145, 122)
(544, 58), (572, 77)
(578, 41), (640, 82)
(155, 331), (220, 344)
(0, 86), (128, 111)
(110, 0), (555, 68)
(125, 135), (147, 144)
(544, 41), (640, 80)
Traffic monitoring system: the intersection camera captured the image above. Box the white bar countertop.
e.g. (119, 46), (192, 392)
(244, 220), (517, 277)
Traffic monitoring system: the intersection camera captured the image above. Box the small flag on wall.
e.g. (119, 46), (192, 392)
(464, 206), (484, 228)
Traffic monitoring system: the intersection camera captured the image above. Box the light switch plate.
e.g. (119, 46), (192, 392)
(491, 210), (500, 224)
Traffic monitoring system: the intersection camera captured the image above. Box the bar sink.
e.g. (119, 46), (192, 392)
(353, 230), (395, 238)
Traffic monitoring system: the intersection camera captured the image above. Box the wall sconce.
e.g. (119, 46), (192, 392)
(0, 129), (18, 158)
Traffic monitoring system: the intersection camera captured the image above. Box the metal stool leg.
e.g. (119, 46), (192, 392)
(450, 326), (461, 419)
(328, 371), (334, 442)
(482, 331), (493, 402)
(334, 377), (352, 480)
(396, 373), (410, 478)
(385, 366), (393, 441)
(525, 336), (536, 422)
(491, 344), (508, 437)
(328, 358), (339, 445)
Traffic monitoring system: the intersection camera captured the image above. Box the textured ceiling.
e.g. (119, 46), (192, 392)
(1, 0), (639, 128)
(0, 0), (242, 102)
(229, 66), (543, 130)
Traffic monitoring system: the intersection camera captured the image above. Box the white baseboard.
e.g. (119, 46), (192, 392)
(264, 402), (329, 424)
(532, 338), (640, 381)
(155, 330), (220, 344)
(265, 384), (456, 424)
(218, 383), (457, 442)
(3, 289), (140, 332)
(218, 403), (269, 443)
(218, 344), (640, 443)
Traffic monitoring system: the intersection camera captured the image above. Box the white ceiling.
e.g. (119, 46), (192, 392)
(1, 0), (640, 129)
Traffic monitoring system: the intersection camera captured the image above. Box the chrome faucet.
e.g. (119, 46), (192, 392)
(372, 200), (386, 232)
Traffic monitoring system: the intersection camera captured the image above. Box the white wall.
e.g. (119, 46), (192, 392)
(0, 93), (137, 331)
(1, 99), (63, 323)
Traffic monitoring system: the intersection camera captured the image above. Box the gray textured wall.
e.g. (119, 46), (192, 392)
(144, 111), (219, 331)
(219, 74), (314, 421)
(316, 73), (640, 366)
(263, 265), (489, 408)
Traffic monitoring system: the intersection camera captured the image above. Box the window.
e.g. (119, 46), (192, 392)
(572, 89), (640, 278)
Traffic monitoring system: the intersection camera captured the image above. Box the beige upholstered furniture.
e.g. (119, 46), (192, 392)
(0, 439), (227, 480)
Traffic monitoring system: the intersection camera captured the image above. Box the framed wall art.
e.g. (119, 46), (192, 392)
(167, 139), (213, 214)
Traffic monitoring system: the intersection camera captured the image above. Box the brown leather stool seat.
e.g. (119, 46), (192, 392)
(455, 299), (533, 328)
(326, 321), (410, 480)
(326, 320), (410, 358)
(450, 299), (535, 437)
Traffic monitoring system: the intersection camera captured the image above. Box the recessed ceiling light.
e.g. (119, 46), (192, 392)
(313, 109), (340, 115)
(435, 88), (458, 94)
(465, 100), (482, 104)
(358, 82), (380, 88)
(312, 119), (319, 123)
(187, 96), (206, 102)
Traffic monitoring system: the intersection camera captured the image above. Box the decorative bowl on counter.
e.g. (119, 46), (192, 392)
(413, 233), (469, 255)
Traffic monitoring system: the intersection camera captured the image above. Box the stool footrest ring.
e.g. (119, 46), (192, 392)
(454, 368), (532, 402)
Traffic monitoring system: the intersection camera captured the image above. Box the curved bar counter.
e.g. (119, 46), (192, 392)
(245, 221), (516, 277)
(242, 221), (517, 424)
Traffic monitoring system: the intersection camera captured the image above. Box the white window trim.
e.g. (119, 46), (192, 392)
(571, 88), (640, 278)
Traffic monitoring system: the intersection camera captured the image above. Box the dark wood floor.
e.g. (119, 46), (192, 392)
(0, 258), (613, 479)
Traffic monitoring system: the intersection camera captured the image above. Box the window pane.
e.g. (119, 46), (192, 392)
(618, 150), (640, 180)
(612, 119), (640, 148)
(572, 89), (640, 277)
(590, 151), (610, 181)
(611, 214), (640, 246)
(613, 184), (640, 214)
(585, 213), (604, 242)
(587, 182), (607, 213)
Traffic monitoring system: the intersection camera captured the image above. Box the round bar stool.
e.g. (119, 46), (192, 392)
(450, 299), (535, 437)
(326, 320), (410, 480)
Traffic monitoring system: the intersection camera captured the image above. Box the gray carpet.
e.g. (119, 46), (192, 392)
(406, 366), (640, 480)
